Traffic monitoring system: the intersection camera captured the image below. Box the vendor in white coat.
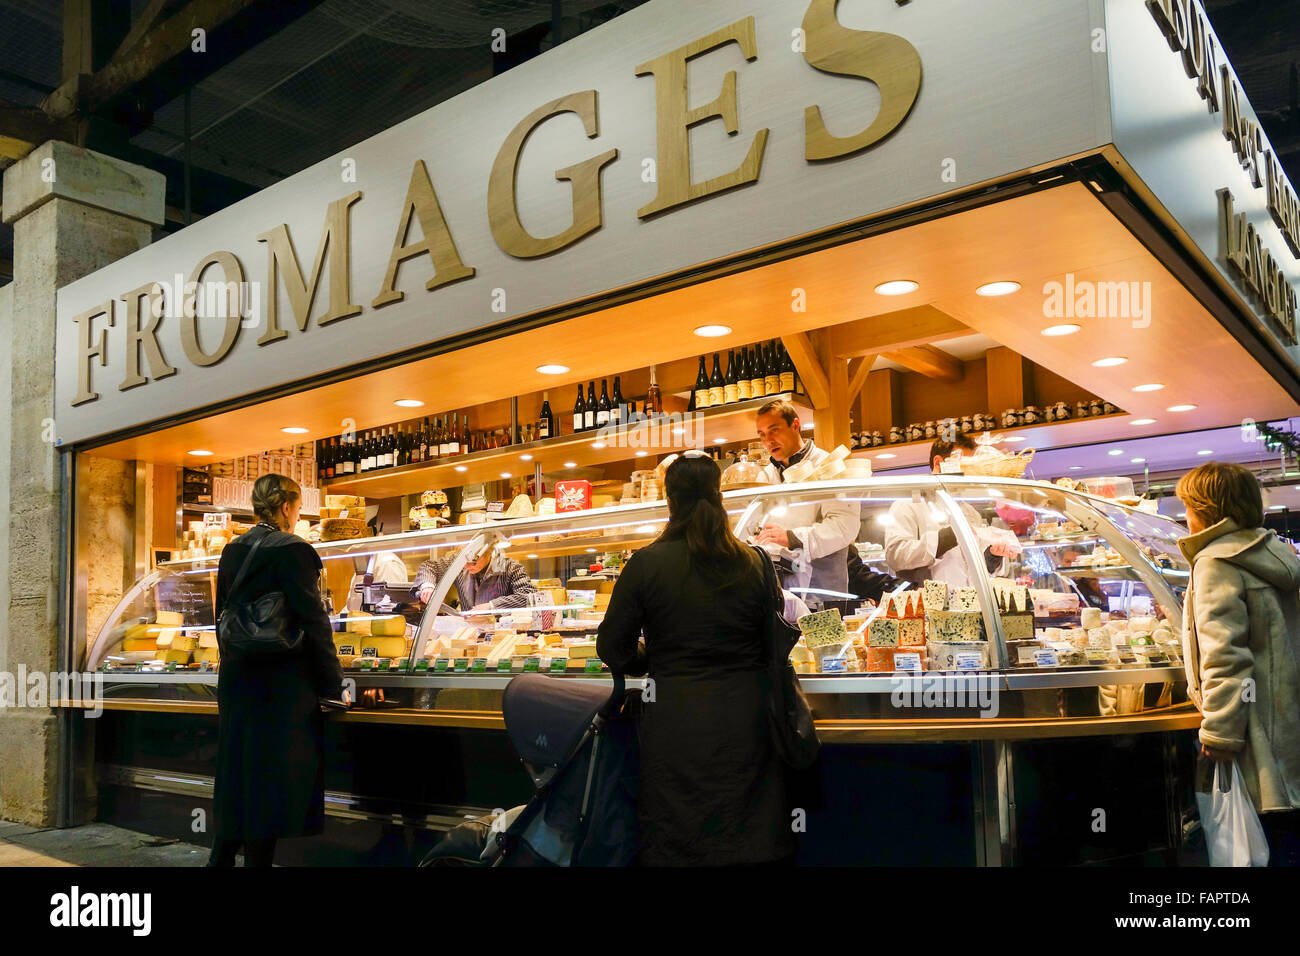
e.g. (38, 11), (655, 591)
(885, 435), (1021, 586)
(754, 399), (860, 606)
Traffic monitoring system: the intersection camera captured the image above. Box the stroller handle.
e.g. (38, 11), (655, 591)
(599, 672), (627, 718)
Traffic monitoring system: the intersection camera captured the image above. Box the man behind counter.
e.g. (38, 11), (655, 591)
(412, 549), (537, 613)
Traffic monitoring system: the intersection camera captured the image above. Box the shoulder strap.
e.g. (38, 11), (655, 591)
(226, 527), (273, 605)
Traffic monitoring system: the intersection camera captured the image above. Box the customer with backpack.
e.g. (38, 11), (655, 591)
(208, 474), (345, 867)
(597, 452), (793, 866)
(1177, 462), (1300, 866)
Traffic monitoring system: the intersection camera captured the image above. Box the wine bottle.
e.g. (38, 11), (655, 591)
(736, 348), (752, 402)
(432, 417), (444, 458)
(764, 341), (780, 395)
(461, 416), (469, 454)
(708, 353), (725, 407)
(724, 349), (739, 404)
(646, 364), (662, 417)
(539, 392), (554, 440)
(595, 382), (611, 426)
(749, 345), (766, 398)
(693, 355), (711, 410)
(360, 432), (372, 472)
(394, 428), (405, 468)
(447, 412), (461, 456)
(779, 342), (796, 393)
(573, 385), (585, 433)
(324, 439), (335, 480)
(384, 428), (396, 469)
(340, 436), (354, 475)
(610, 377), (625, 426)
(584, 382), (597, 431)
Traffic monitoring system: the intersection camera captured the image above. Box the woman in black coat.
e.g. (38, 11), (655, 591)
(208, 473), (344, 867)
(597, 453), (792, 866)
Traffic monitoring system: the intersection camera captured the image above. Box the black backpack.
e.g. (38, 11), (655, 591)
(216, 527), (303, 660)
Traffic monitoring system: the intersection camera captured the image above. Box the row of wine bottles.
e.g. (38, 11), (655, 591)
(569, 368), (664, 433)
(692, 340), (796, 410)
(316, 412), (498, 479)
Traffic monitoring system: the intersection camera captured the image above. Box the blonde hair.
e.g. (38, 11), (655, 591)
(251, 473), (301, 527)
(1175, 462), (1263, 530)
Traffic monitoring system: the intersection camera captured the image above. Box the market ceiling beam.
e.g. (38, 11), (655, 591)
(846, 354), (876, 404)
(0, 101), (81, 163)
(110, 0), (175, 64)
(781, 332), (831, 409)
(42, 0), (327, 122)
(828, 305), (970, 359)
(880, 344), (964, 382)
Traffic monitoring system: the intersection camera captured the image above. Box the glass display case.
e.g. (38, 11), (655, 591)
(86, 476), (1192, 727)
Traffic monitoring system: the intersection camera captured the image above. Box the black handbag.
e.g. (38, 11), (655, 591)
(216, 527), (303, 660)
(752, 546), (820, 769)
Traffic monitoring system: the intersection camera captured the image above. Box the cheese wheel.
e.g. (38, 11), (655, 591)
(370, 615), (406, 636)
(325, 494), (366, 510)
(320, 517), (368, 540)
(344, 611), (372, 635)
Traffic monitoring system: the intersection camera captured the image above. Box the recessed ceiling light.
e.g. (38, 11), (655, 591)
(1130, 457), (1146, 464)
(635, 451), (648, 458)
(454, 465), (467, 472)
(281, 426), (309, 434)
(394, 399), (424, 407)
(526, 554), (538, 559)
(1270, 504), (1285, 511)
(1167, 404), (1197, 412)
(1132, 383), (1165, 392)
(976, 281), (1021, 296)
(536, 364), (569, 375)
(874, 280), (919, 296)
(1196, 449), (1213, 456)
(1003, 436), (1026, 443)
(520, 453), (533, 461)
(564, 461), (577, 468)
(875, 453), (896, 460)
(1108, 449), (1124, 456)
(187, 449), (213, 456)
(713, 437), (726, 444)
(1042, 324), (1081, 336)
(585, 548), (597, 553)
(500, 472), (512, 479)
(1131, 418), (1157, 425)
(591, 441), (607, 449)
(693, 325), (731, 337)
(1092, 356), (1128, 367)
(1069, 466), (1082, 470)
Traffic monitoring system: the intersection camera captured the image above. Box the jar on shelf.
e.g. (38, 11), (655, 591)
(1001, 408), (1021, 428)
(923, 421), (936, 439)
(889, 426), (904, 444)
(1101, 400), (1117, 415)
(871, 430), (882, 447)
(1075, 401), (1089, 418)
(1022, 405), (1040, 425)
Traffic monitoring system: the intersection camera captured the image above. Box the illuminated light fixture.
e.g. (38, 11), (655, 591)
(536, 364), (569, 375)
(1130, 458), (1146, 464)
(526, 554), (538, 559)
(1167, 404), (1197, 412)
(635, 525), (656, 534)
(281, 426), (309, 434)
(520, 454), (533, 461)
(585, 548), (597, 553)
(500, 472), (512, 479)
(454, 465), (468, 472)
(187, 449), (213, 456)
(1270, 504), (1286, 511)
(1131, 418), (1157, 426)
(564, 461), (577, 468)
(874, 279), (918, 296)
(693, 324), (731, 337)
(394, 399), (424, 407)
(713, 437), (726, 444)
(1108, 449), (1124, 456)
(976, 281), (1021, 296)
(875, 453), (897, 460)
(1196, 449), (1213, 456)
(876, 514), (894, 527)
(591, 441), (607, 449)
(635, 451), (648, 458)
(1092, 356), (1128, 367)
(1069, 465), (1082, 471)
(1132, 383), (1165, 392)
(801, 422), (814, 431)
(1003, 436), (1026, 443)
(1041, 324), (1081, 337)
(671, 427), (685, 436)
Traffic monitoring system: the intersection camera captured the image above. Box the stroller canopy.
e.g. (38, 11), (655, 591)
(502, 673), (616, 768)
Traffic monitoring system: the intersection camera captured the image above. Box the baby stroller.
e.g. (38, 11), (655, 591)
(419, 673), (638, 867)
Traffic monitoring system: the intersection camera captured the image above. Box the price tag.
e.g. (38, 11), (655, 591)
(820, 655), (847, 673)
(471, 658), (488, 672)
(497, 659), (512, 673)
(453, 658), (469, 673)
(389, 659), (406, 672)
(954, 652), (984, 671)
(1085, 649), (1111, 665)
(434, 659), (449, 672)
(523, 657), (541, 673)
(414, 659), (429, 672)
(1033, 648), (1060, 668)
(584, 658), (603, 674)
(892, 652), (921, 673)
(549, 657), (567, 673)
(167, 661), (177, 672)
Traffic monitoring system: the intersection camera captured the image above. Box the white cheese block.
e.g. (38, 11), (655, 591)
(923, 580), (948, 612)
(927, 640), (988, 670)
(950, 587), (980, 612)
(927, 610), (984, 642)
(325, 494), (366, 510)
(1080, 607), (1103, 629)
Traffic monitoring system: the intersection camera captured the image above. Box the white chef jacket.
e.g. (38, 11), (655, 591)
(756, 439), (861, 599)
(885, 493), (1010, 587)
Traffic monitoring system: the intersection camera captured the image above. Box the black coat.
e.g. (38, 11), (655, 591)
(213, 527), (342, 842)
(596, 537), (792, 865)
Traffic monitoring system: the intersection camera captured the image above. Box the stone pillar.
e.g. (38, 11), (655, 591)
(0, 142), (164, 826)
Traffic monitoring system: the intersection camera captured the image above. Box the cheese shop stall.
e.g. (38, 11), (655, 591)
(47, 0), (1300, 864)
(83, 474), (1200, 865)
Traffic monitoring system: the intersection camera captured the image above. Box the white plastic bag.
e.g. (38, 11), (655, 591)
(1196, 760), (1269, 867)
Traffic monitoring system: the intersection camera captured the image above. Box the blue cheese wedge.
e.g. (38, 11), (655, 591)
(868, 618), (900, 646)
(923, 580), (948, 612)
(949, 586), (980, 612)
(927, 609), (985, 642)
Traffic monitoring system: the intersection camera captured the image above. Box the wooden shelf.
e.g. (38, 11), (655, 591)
(321, 394), (812, 500)
(852, 412), (1132, 472)
(500, 529), (661, 561)
(182, 503), (319, 519)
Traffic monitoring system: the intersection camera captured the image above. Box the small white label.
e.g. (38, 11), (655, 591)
(1033, 648), (1060, 667)
(339, 508), (349, 519)
(892, 652), (921, 672)
(954, 651), (983, 671)
(820, 655), (847, 673)
(538, 656), (552, 670)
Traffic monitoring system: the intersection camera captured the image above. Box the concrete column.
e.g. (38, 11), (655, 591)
(0, 142), (164, 826)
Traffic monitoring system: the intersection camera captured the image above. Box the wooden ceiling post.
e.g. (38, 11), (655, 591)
(985, 345), (1028, 416)
(864, 367), (902, 435)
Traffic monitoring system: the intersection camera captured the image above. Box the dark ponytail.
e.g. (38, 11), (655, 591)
(660, 454), (758, 585)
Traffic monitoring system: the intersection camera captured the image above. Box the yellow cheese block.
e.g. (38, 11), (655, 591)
(160, 649), (191, 664)
(122, 638), (156, 653)
(332, 635), (362, 656)
(156, 631), (198, 651)
(594, 593), (612, 609)
(325, 494), (366, 510)
(361, 635), (406, 658)
(344, 611), (372, 635)
(320, 518), (369, 541)
(515, 641), (538, 655)
(319, 506), (356, 519)
(194, 647), (220, 664)
(370, 615), (406, 636)
(156, 611), (184, 627)
(198, 633), (218, 649)
(567, 641), (598, 659)
(544, 588), (568, 607)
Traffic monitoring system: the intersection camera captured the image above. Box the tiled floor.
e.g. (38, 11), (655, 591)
(0, 821), (210, 867)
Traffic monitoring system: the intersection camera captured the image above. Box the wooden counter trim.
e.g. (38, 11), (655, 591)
(66, 699), (1199, 740)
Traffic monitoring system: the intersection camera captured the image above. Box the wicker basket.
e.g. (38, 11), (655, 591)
(959, 448), (1035, 478)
